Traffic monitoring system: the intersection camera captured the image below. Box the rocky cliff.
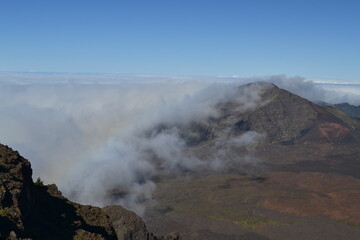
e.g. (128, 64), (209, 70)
(0, 144), (117, 240)
(0, 144), (179, 240)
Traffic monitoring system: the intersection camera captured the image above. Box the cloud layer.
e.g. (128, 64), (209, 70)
(0, 73), (359, 215)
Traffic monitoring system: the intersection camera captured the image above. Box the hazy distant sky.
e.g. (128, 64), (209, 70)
(1, 0), (359, 81)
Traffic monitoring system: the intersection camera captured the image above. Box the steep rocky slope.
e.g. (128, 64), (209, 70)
(0, 144), (117, 240)
(184, 83), (360, 146)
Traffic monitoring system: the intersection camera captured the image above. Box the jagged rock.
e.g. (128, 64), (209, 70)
(102, 205), (179, 240)
(0, 144), (117, 240)
(103, 205), (148, 240)
(0, 144), (34, 239)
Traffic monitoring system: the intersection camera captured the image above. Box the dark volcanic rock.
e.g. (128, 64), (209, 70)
(103, 205), (148, 240)
(0, 144), (117, 240)
(229, 84), (360, 144)
(185, 83), (360, 145)
(103, 205), (179, 240)
(229, 83), (318, 143)
(0, 144), (34, 239)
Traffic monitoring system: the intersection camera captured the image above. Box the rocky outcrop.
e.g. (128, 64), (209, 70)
(0, 144), (117, 240)
(0, 144), (33, 239)
(103, 205), (147, 240)
(103, 205), (179, 240)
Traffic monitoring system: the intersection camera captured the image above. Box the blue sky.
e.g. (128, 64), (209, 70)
(1, 0), (360, 81)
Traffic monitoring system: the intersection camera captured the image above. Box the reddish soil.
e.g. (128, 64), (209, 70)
(317, 122), (350, 141)
(261, 172), (360, 222)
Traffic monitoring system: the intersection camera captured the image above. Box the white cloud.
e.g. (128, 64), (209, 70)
(0, 72), (359, 215)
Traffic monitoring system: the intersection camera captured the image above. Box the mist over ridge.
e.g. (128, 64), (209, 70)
(0, 73), (359, 215)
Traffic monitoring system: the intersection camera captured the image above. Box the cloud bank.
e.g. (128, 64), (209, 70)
(0, 73), (359, 215)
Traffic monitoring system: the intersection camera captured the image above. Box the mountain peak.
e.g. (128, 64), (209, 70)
(182, 83), (360, 147)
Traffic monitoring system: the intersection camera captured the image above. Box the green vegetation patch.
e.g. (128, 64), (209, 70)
(0, 208), (12, 218)
(342, 221), (360, 229)
(34, 177), (44, 187)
